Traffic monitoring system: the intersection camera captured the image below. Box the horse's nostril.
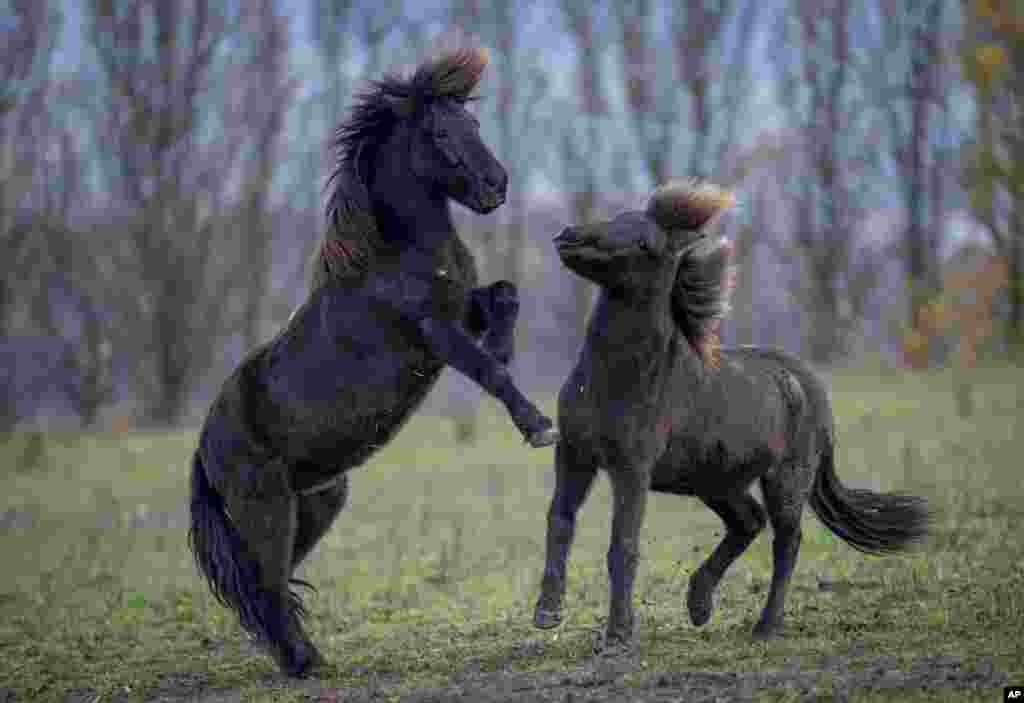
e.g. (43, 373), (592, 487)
(553, 227), (577, 244)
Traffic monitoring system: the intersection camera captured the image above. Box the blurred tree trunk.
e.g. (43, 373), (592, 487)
(0, 1), (67, 431)
(562, 0), (605, 340)
(311, 0), (356, 120)
(673, 0), (760, 181)
(31, 216), (114, 428)
(239, 0), (292, 351)
(729, 188), (764, 346)
(776, 0), (876, 364)
(727, 136), (786, 346)
(960, 0), (1024, 353)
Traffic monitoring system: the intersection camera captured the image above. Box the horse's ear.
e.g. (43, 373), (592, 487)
(647, 179), (735, 234)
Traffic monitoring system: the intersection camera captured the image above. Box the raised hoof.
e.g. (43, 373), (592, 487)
(525, 426), (559, 448)
(533, 607), (563, 630)
(687, 571), (714, 627)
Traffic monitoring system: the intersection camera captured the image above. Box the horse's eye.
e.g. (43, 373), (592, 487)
(435, 128), (449, 140)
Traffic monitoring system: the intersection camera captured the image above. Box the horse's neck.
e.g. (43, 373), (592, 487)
(583, 289), (703, 382)
(373, 192), (458, 274)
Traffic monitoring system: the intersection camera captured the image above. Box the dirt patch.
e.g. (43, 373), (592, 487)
(140, 653), (1007, 703)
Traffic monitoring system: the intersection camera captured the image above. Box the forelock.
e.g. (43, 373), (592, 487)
(647, 179), (736, 232)
(412, 46), (489, 101)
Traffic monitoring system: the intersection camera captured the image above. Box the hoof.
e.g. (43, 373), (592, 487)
(274, 642), (324, 678)
(533, 606), (563, 630)
(526, 427), (559, 448)
(595, 630), (634, 656)
(687, 570), (714, 627)
(752, 620), (782, 640)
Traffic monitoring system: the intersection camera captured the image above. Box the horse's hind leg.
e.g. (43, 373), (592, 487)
(534, 442), (597, 629)
(292, 477), (349, 570)
(222, 463), (320, 677)
(688, 492), (766, 628)
(753, 465), (811, 638)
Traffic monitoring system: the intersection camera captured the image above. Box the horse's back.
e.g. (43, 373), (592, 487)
(719, 346), (832, 435)
(714, 345), (833, 462)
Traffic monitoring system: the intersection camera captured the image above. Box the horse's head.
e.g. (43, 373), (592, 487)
(323, 47), (507, 278)
(555, 180), (735, 362)
(409, 95), (507, 213)
(554, 209), (669, 291)
(555, 180), (734, 286)
(364, 46), (507, 214)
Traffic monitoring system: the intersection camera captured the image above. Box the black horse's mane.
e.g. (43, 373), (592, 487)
(313, 46), (489, 288)
(646, 180), (737, 367)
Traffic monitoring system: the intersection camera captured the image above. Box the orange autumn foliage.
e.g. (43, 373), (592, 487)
(902, 246), (1008, 368)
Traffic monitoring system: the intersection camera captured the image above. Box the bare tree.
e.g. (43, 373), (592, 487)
(0, 1), (59, 336)
(84, 0), (256, 424)
(615, 0), (760, 188)
(615, 0), (670, 185)
(0, 1), (75, 430)
(238, 0), (293, 351)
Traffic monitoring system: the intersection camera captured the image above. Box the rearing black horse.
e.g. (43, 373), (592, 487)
(189, 47), (556, 677)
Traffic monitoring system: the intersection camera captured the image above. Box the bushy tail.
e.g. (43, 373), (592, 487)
(809, 446), (932, 555)
(188, 452), (278, 641)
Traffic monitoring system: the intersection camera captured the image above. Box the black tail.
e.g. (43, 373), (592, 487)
(188, 451), (295, 642)
(809, 446), (932, 555)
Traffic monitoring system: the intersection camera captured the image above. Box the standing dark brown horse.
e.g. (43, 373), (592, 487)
(189, 47), (555, 677)
(534, 180), (930, 650)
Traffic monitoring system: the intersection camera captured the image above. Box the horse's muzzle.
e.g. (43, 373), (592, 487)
(478, 188), (506, 213)
(553, 227), (589, 249)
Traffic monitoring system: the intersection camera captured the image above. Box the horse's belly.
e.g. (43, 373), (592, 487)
(652, 431), (778, 497)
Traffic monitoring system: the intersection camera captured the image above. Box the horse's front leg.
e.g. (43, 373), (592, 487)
(418, 316), (557, 447)
(467, 280), (519, 365)
(534, 441), (598, 629)
(604, 463), (651, 651)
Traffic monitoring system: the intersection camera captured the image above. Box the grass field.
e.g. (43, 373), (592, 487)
(1, 365), (1022, 701)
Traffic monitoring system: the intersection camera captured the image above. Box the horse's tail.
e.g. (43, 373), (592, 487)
(188, 451), (274, 641)
(808, 444), (932, 555)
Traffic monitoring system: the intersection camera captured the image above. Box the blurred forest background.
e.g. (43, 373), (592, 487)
(1, 0), (1021, 435)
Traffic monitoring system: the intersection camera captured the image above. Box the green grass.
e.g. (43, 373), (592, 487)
(1, 364), (1022, 701)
